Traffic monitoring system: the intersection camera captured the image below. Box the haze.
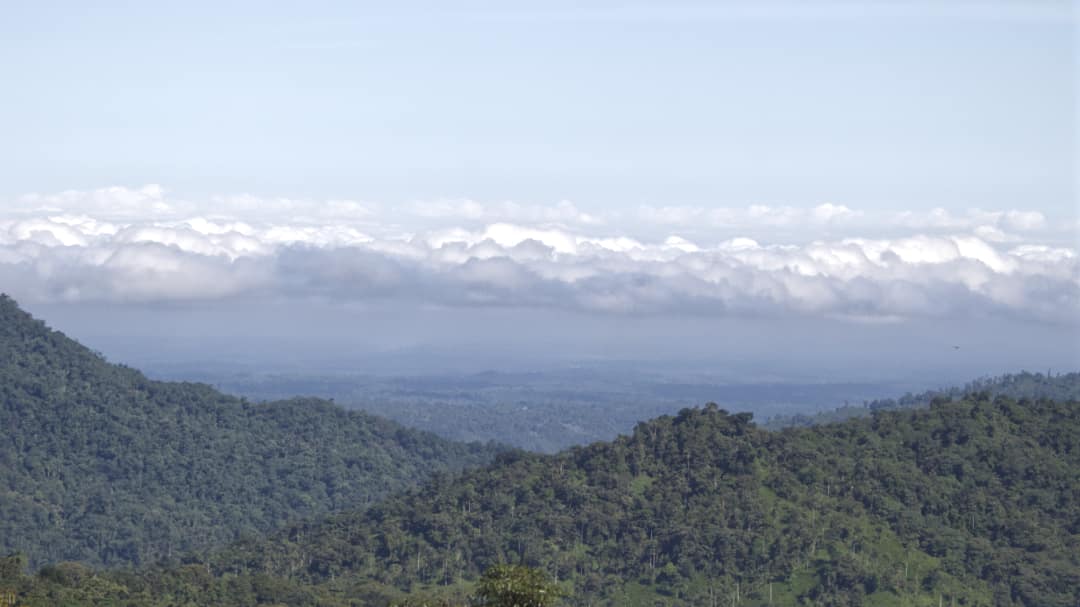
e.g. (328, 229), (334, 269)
(1, 0), (1076, 385)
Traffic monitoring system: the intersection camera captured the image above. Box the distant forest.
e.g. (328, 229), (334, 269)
(764, 371), (1080, 429)
(183, 369), (925, 453)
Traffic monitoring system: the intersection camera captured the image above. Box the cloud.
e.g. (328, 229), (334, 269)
(407, 199), (600, 227)
(0, 186), (1076, 324)
(890, 208), (1048, 233)
(14, 185), (173, 220)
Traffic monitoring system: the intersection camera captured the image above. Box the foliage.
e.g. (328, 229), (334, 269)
(2, 393), (1079, 605)
(12, 393), (1057, 606)
(2, 294), (1079, 606)
(475, 565), (562, 607)
(0, 295), (501, 569)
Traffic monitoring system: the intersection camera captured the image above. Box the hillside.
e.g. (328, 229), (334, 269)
(764, 371), (1080, 429)
(0, 295), (500, 568)
(4, 392), (1076, 606)
(208, 394), (1080, 606)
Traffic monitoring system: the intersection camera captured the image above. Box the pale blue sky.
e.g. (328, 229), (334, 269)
(1, 1), (1077, 378)
(0, 0), (1074, 216)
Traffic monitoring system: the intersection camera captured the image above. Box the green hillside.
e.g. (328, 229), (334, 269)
(4, 392), (1075, 606)
(211, 394), (1080, 606)
(1, 295), (1077, 605)
(0, 295), (500, 569)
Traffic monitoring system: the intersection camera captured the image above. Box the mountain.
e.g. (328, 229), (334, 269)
(5, 391), (1075, 606)
(1, 294), (1076, 605)
(207, 394), (1080, 606)
(0, 295), (501, 569)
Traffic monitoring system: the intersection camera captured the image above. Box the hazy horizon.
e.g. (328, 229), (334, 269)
(1, 1), (1076, 383)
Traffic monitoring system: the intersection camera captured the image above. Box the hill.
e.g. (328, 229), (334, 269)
(764, 371), (1080, 429)
(4, 392), (1075, 606)
(210, 394), (1080, 606)
(0, 295), (500, 569)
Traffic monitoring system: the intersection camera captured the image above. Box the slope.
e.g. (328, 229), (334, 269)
(0, 295), (500, 568)
(2, 393), (1078, 606)
(195, 393), (1076, 606)
(764, 370), (1080, 429)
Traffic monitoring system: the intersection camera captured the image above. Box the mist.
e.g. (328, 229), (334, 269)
(28, 297), (1079, 384)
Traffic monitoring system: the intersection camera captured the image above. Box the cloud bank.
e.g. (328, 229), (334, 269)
(1, 185), (1076, 324)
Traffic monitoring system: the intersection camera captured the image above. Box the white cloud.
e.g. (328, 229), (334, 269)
(0, 186), (1076, 324)
(15, 185), (173, 219)
(891, 208), (1049, 233)
(407, 199), (599, 226)
(973, 225), (1020, 243)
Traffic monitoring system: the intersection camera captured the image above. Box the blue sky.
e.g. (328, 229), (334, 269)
(0, 1), (1076, 377)
(0, 1), (1073, 214)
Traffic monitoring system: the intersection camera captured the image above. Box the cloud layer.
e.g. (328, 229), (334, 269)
(1, 185), (1076, 324)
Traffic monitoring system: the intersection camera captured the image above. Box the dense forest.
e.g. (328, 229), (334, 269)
(2, 393), (1077, 606)
(0, 295), (500, 569)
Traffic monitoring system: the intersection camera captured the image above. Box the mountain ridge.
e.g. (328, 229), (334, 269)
(187, 393), (1078, 606)
(1, 394), (1077, 605)
(0, 294), (501, 568)
(1, 295), (1078, 605)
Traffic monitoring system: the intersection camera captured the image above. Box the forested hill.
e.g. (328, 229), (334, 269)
(0, 295), (500, 569)
(765, 371), (1080, 429)
(180, 394), (1074, 606)
(1, 394), (1078, 605)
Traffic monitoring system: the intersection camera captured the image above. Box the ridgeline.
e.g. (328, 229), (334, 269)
(0, 295), (500, 569)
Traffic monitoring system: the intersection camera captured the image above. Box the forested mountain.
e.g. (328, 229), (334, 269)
(206, 394), (1080, 606)
(0, 295), (500, 569)
(764, 371), (1080, 429)
(4, 392), (1076, 606)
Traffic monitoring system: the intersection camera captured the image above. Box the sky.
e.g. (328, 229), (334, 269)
(0, 1), (1077, 379)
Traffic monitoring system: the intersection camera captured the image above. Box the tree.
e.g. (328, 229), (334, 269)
(475, 565), (562, 607)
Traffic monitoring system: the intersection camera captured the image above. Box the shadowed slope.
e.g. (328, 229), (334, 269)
(0, 295), (500, 568)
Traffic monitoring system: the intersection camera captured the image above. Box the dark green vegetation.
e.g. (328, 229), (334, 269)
(4, 391), (1076, 606)
(472, 564), (563, 607)
(206, 394), (1080, 606)
(765, 371), (1080, 429)
(0, 295), (500, 569)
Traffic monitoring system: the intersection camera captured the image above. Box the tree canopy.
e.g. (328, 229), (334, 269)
(4, 392), (1070, 606)
(0, 295), (501, 569)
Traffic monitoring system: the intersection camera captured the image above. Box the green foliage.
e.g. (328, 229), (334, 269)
(178, 396), (1077, 606)
(475, 565), (562, 607)
(0, 295), (501, 569)
(3, 393), (1080, 605)
(3, 294), (1079, 606)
